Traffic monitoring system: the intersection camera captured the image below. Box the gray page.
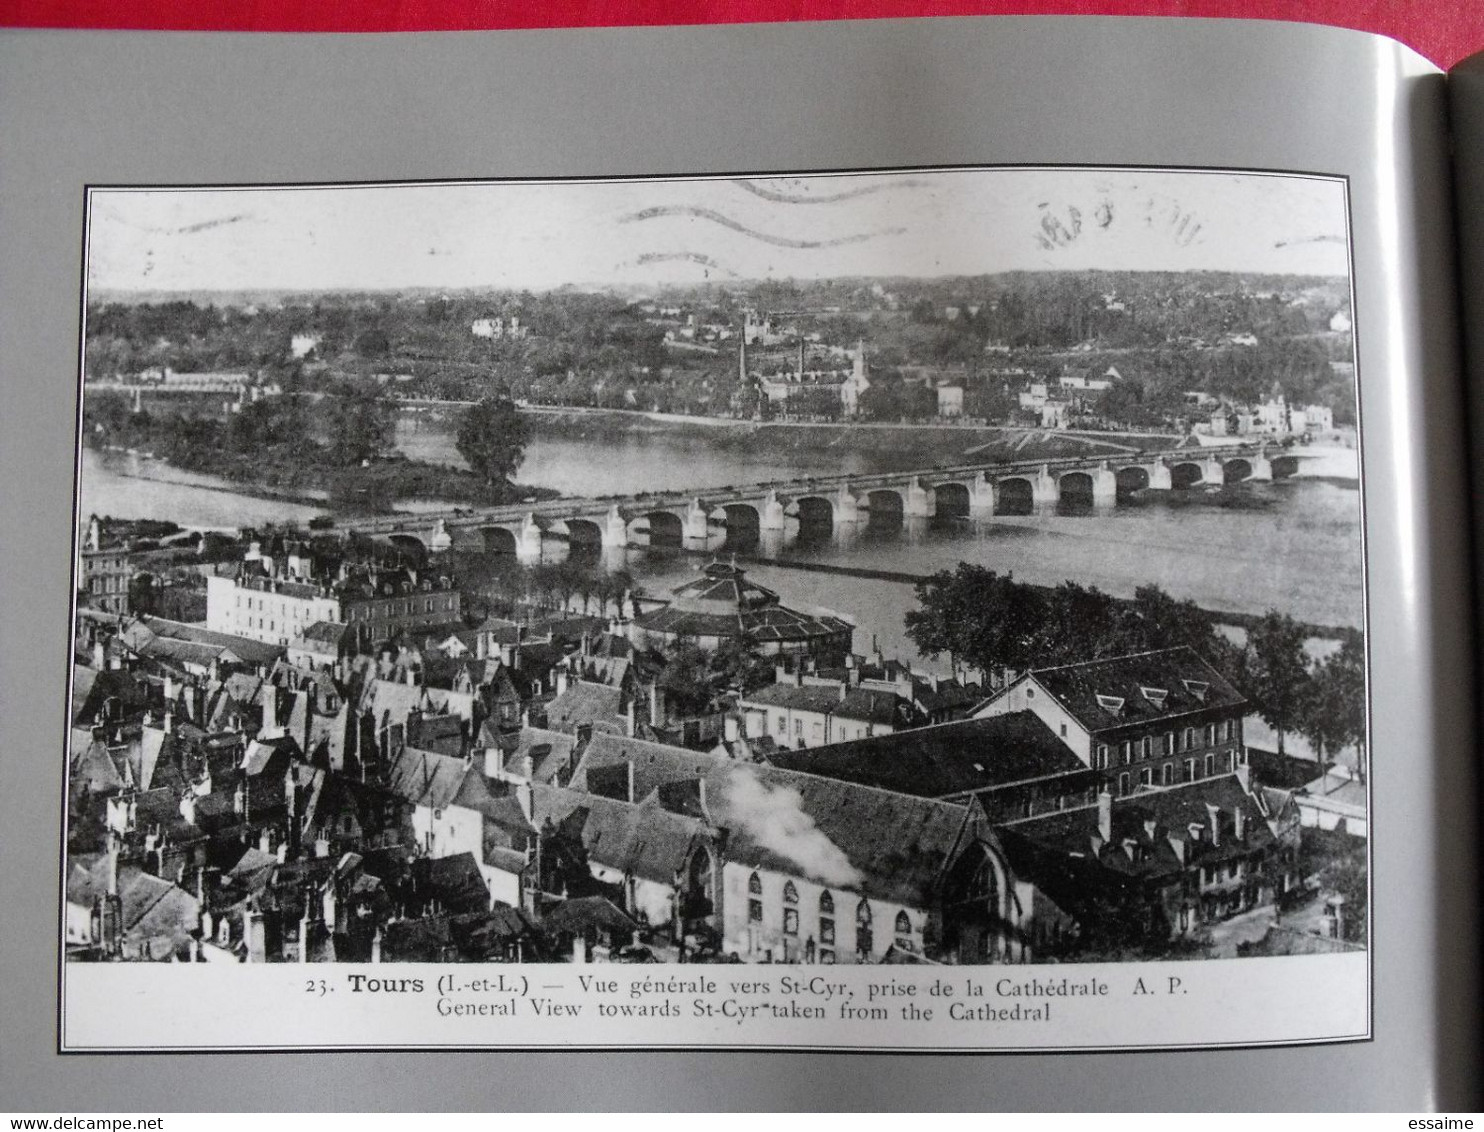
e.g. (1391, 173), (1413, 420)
(1, 17), (1477, 1110)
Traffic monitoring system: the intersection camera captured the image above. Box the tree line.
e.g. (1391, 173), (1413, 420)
(905, 563), (1365, 770)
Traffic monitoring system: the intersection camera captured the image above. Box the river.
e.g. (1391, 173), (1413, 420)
(78, 416), (1364, 671)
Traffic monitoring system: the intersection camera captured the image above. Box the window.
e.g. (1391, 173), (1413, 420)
(1206, 723), (1217, 746)
(1139, 767), (1152, 787)
(856, 899), (873, 958)
(775, 715), (786, 734)
(748, 899), (763, 923)
(748, 872), (762, 895)
(1165, 732), (1175, 755)
(1162, 763), (1174, 786)
(1095, 744), (1109, 769)
(894, 911), (912, 948)
(1120, 741), (1132, 765)
(820, 917), (835, 945)
(783, 908), (799, 936)
(1118, 772), (1130, 796)
(820, 949), (835, 964)
(1141, 736), (1152, 759)
(819, 890), (834, 915)
(794, 719), (803, 736)
(1059, 722), (1067, 737)
(1204, 753), (1215, 776)
(1185, 727), (1196, 750)
(1184, 758), (1196, 781)
(783, 881), (798, 905)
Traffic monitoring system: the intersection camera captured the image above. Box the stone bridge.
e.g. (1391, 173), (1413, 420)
(348, 443), (1304, 562)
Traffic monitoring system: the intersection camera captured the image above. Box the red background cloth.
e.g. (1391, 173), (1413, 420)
(1, 0), (1479, 70)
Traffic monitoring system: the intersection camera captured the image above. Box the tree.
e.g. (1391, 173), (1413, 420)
(904, 565), (1044, 687)
(325, 386), (393, 466)
(1244, 611), (1312, 756)
(1304, 629), (1366, 778)
(455, 393), (529, 489)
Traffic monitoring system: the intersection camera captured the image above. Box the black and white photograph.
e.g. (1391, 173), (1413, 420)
(61, 167), (1370, 1048)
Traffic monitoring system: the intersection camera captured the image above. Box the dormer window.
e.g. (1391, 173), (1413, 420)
(1095, 694), (1125, 716)
(1182, 679), (1209, 703)
(1140, 686), (1168, 709)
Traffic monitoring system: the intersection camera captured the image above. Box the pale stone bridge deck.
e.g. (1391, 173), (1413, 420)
(349, 442), (1304, 560)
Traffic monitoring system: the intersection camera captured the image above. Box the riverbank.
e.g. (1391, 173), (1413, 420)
(404, 402), (1180, 470)
(89, 445), (560, 518)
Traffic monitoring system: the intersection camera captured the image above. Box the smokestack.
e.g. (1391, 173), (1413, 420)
(1096, 791), (1112, 841)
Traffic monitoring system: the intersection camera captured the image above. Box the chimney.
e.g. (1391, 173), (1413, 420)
(626, 697), (637, 738)
(626, 760), (636, 804)
(650, 683), (664, 728)
(1205, 803), (1222, 847)
(515, 780), (533, 821)
(1096, 790), (1113, 841)
(245, 906), (267, 963)
(1326, 894), (1347, 939)
(697, 777), (709, 821)
(557, 670), (569, 696)
(484, 747), (504, 780)
(93, 640), (107, 670)
(1232, 805), (1246, 841)
(724, 715), (739, 744)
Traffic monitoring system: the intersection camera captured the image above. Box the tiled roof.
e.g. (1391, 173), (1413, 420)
(545, 681), (624, 732)
(743, 682), (905, 725)
(570, 734), (975, 907)
(767, 712), (1085, 797)
(1003, 773), (1284, 881)
(1020, 647), (1246, 734)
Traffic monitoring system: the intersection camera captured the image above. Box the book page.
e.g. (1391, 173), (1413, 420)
(1, 17), (1476, 1111)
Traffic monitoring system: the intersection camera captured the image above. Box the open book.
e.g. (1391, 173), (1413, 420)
(1, 15), (1480, 1112)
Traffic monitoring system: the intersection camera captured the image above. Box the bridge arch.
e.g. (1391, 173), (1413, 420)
(1271, 455), (1301, 480)
(386, 533), (430, 563)
(795, 495), (836, 533)
(933, 482), (972, 520)
(719, 503), (762, 549)
(1222, 458), (1252, 484)
(478, 526), (519, 556)
(865, 489), (904, 526)
(1115, 466), (1150, 494)
(560, 518), (604, 560)
(1058, 470), (1095, 510)
(1169, 461), (1205, 489)
(995, 477), (1035, 516)
(635, 510), (684, 549)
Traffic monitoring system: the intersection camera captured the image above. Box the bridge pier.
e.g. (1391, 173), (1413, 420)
(835, 486), (861, 525)
(1091, 466), (1118, 507)
(682, 499), (721, 551)
(517, 514), (545, 562)
(1146, 462), (1173, 490)
(968, 476), (997, 516)
(1202, 457), (1226, 485)
(429, 518), (453, 554)
(1248, 455), (1274, 482)
(905, 477), (936, 518)
(1033, 465), (1060, 507)
(760, 490), (788, 532)
(601, 505), (630, 549)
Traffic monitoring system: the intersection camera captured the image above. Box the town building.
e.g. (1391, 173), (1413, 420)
(975, 647), (1249, 797)
(207, 559), (460, 651)
(629, 561), (853, 664)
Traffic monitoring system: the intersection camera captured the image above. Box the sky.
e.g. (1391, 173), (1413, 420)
(86, 168), (1350, 295)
